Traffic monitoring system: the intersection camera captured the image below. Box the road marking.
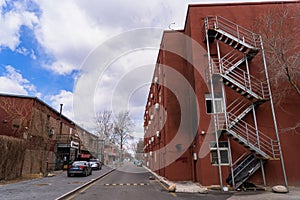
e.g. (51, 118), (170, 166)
(66, 178), (101, 200)
(103, 183), (149, 186)
(57, 169), (116, 200)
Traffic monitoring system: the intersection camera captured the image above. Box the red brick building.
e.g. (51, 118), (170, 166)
(144, 1), (300, 189)
(0, 94), (100, 178)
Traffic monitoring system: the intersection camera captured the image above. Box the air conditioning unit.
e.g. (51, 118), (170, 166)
(149, 151), (153, 156)
(151, 137), (154, 142)
(150, 93), (153, 99)
(150, 114), (154, 120)
(154, 77), (158, 84)
(155, 103), (160, 110)
(148, 120), (151, 125)
(156, 131), (160, 138)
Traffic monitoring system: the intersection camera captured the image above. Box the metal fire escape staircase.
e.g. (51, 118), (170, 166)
(204, 16), (280, 189)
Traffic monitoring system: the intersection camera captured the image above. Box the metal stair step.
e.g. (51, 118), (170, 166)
(212, 29), (259, 54)
(220, 75), (264, 100)
(226, 130), (269, 159)
(226, 154), (263, 189)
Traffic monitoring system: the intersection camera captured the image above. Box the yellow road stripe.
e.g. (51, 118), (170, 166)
(67, 177), (104, 200)
(103, 183), (149, 186)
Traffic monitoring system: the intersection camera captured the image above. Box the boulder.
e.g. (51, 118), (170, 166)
(168, 184), (176, 192)
(272, 185), (288, 193)
(199, 187), (208, 194)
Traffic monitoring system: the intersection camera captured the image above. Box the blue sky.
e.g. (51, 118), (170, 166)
(0, 0), (287, 137)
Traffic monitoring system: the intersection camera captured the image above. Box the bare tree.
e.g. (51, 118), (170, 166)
(95, 110), (113, 141)
(254, 5), (300, 104)
(112, 111), (134, 161)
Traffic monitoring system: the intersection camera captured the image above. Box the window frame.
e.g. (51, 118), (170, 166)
(205, 93), (224, 114)
(209, 141), (229, 166)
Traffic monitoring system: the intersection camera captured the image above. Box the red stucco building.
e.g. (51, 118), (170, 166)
(144, 1), (300, 190)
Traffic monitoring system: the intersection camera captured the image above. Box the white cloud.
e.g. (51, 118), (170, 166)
(34, 0), (113, 75)
(44, 60), (77, 75)
(1, 0), (289, 133)
(0, 65), (38, 96)
(0, 1), (38, 51)
(30, 0), (295, 76)
(45, 90), (74, 120)
(15, 47), (37, 60)
(32, 0), (191, 75)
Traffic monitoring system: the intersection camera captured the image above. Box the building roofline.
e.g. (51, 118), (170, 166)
(187, 1), (298, 8)
(0, 93), (93, 135)
(183, 1), (298, 32)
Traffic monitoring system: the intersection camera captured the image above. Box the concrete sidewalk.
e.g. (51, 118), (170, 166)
(144, 166), (208, 193)
(228, 186), (300, 200)
(144, 166), (300, 199)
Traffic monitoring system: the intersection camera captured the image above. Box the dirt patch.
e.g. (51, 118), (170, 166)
(0, 173), (42, 185)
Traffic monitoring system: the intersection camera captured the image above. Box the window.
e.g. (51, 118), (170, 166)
(205, 93), (224, 114)
(210, 141), (229, 165)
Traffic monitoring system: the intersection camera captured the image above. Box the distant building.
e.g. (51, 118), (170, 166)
(0, 93), (100, 178)
(104, 142), (120, 166)
(144, 1), (300, 189)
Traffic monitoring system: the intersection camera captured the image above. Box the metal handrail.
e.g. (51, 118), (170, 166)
(56, 134), (80, 143)
(226, 113), (279, 159)
(221, 50), (245, 68)
(227, 97), (250, 117)
(214, 111), (278, 159)
(205, 16), (261, 49)
(211, 59), (269, 99)
(232, 152), (249, 167)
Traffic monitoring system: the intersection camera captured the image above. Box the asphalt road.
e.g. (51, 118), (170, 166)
(2, 162), (295, 200)
(70, 162), (233, 200)
(0, 166), (113, 200)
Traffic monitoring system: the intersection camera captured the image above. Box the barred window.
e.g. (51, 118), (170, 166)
(210, 141), (229, 165)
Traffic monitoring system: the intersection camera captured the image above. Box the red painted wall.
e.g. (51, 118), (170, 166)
(145, 1), (300, 187)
